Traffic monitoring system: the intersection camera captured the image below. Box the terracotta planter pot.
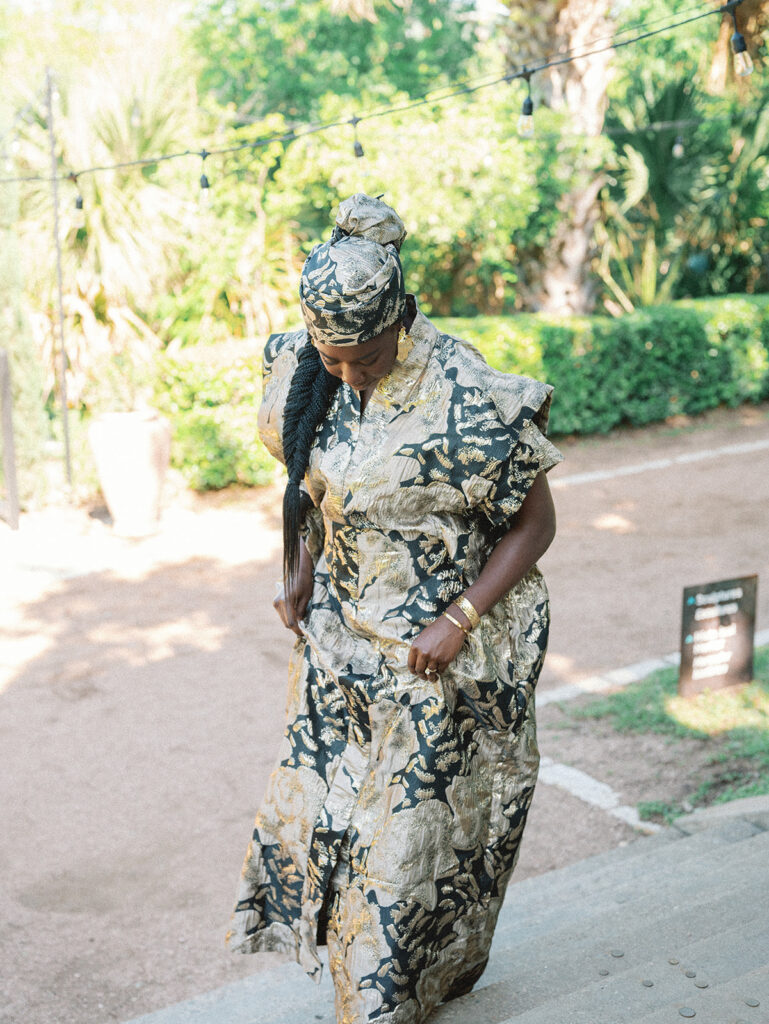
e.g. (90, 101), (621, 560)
(89, 411), (172, 537)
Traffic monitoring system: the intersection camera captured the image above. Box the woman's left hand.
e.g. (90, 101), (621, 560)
(408, 616), (467, 680)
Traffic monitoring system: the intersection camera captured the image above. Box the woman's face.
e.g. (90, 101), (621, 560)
(314, 322), (400, 392)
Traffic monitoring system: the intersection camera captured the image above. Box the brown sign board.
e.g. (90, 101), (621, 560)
(679, 575), (758, 697)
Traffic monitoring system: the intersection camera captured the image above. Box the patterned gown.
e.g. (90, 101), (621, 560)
(227, 304), (562, 1023)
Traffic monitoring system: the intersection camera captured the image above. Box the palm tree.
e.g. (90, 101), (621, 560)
(499, 0), (615, 314)
(15, 47), (197, 410)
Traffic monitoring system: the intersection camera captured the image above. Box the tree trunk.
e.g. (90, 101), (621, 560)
(501, 0), (614, 314)
(705, 0), (768, 94)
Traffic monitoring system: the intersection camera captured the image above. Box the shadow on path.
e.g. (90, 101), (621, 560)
(1, 554), (295, 1024)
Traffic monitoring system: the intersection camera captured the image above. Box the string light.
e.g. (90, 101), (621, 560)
(68, 172), (85, 228)
(672, 135), (685, 158)
(0, 4), (759, 190)
(517, 72), (534, 139)
(199, 148), (211, 207)
(729, 5), (754, 77)
(351, 117), (364, 158)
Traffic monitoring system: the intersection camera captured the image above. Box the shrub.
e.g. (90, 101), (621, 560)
(153, 342), (276, 490)
(153, 294), (769, 493)
(437, 294), (769, 435)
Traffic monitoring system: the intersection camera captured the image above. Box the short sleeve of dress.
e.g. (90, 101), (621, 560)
(451, 346), (563, 530)
(257, 329), (307, 466)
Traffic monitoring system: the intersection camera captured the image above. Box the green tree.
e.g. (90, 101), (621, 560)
(497, 0), (615, 314)
(190, 0), (480, 123)
(13, 39), (199, 411)
(0, 109), (47, 506)
(597, 3), (769, 309)
(265, 87), (551, 316)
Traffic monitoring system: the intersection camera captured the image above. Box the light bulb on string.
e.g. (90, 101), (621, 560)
(69, 173), (85, 230)
(351, 117), (365, 158)
(672, 135), (685, 159)
(730, 7), (754, 77)
(199, 149), (212, 209)
(517, 73), (535, 139)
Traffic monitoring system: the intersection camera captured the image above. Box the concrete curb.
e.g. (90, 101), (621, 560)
(672, 792), (769, 834)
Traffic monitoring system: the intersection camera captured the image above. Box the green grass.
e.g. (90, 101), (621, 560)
(569, 646), (769, 821)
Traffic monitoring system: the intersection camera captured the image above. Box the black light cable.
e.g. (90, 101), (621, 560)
(0, 1), (757, 189)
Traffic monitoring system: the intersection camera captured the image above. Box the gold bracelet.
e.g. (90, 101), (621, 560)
(443, 612), (469, 636)
(454, 595), (481, 630)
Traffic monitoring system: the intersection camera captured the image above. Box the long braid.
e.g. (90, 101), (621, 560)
(282, 341), (341, 585)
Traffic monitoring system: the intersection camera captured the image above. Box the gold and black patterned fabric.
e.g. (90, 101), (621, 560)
(299, 194), (407, 347)
(227, 305), (562, 1023)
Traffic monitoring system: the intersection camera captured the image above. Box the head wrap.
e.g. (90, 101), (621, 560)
(299, 194), (407, 347)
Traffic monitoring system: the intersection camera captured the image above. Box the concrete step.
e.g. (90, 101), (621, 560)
(489, 941), (769, 1024)
(121, 957), (335, 1024)
(621, 965), (768, 1024)
(117, 809), (769, 1024)
(497, 816), (761, 935)
(435, 879), (769, 1022)
(489, 825), (769, 960)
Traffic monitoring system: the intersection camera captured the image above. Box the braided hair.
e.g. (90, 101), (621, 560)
(281, 341), (341, 585)
(282, 194), (407, 586)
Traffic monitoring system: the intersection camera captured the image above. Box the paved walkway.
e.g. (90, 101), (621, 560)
(1, 403), (768, 1024)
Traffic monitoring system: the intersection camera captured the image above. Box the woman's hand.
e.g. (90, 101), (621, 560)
(273, 541), (314, 636)
(408, 615), (467, 680)
(407, 474), (557, 680)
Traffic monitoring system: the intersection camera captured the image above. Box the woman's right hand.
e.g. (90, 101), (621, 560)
(273, 541), (314, 636)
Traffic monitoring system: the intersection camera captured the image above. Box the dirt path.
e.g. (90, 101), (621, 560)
(1, 403), (768, 1024)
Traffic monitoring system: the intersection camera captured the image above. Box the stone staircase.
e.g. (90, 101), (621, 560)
(122, 799), (769, 1024)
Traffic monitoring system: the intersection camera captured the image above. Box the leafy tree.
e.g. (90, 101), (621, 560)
(597, 75), (701, 310)
(264, 86), (557, 316)
(597, 3), (769, 310)
(154, 118), (302, 345)
(190, 0), (480, 122)
(13, 36), (199, 411)
(497, 0), (616, 313)
(0, 107), (47, 506)
(679, 92), (769, 297)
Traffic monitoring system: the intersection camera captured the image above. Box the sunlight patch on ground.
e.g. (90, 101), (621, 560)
(2, 503), (283, 602)
(591, 513), (636, 534)
(541, 652), (576, 681)
(665, 683), (769, 736)
(86, 615), (228, 665)
(0, 630), (53, 694)
(1, 502), (283, 694)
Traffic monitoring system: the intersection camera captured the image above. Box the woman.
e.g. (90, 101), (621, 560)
(227, 194), (562, 1023)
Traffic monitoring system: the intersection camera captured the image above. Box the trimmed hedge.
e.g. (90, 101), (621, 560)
(437, 294), (769, 435)
(152, 341), (276, 491)
(152, 295), (769, 490)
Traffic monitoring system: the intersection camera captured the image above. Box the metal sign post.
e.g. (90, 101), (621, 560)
(45, 66), (73, 489)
